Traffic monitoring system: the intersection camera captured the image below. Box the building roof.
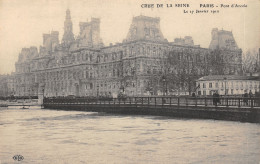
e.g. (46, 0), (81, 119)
(125, 15), (165, 42)
(209, 28), (239, 50)
(197, 75), (260, 81)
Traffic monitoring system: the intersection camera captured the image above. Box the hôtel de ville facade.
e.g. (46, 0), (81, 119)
(12, 9), (242, 97)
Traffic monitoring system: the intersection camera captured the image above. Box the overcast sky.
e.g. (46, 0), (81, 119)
(0, 0), (259, 74)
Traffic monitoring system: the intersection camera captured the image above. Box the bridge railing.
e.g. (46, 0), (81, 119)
(43, 96), (260, 108)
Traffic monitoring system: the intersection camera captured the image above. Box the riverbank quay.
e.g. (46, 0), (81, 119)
(0, 99), (40, 107)
(43, 97), (260, 123)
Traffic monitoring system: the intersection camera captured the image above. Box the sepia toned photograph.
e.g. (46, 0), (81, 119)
(0, 0), (259, 163)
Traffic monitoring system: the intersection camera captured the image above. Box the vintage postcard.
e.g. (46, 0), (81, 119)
(0, 0), (259, 163)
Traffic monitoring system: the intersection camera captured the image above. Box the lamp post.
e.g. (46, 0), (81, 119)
(42, 88), (45, 98)
(28, 88), (30, 99)
(42, 83), (45, 98)
(146, 82), (153, 95)
(162, 75), (166, 96)
(166, 80), (168, 96)
(62, 87), (65, 97)
(55, 87), (58, 97)
(96, 85), (99, 97)
(224, 77), (227, 96)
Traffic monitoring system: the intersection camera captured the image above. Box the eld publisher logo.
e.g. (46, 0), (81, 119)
(13, 155), (24, 161)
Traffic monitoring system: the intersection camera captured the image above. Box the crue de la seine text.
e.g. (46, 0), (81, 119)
(141, 3), (247, 14)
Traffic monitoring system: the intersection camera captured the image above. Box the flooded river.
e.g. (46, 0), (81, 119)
(0, 107), (259, 163)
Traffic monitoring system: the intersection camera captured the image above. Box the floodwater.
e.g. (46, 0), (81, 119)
(0, 107), (259, 164)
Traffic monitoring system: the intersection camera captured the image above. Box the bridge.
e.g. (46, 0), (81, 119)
(43, 96), (260, 123)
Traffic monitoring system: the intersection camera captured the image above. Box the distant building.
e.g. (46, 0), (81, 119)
(0, 74), (16, 97)
(172, 36), (195, 47)
(209, 28), (239, 51)
(0, 75), (8, 97)
(62, 9), (75, 46)
(0, 10), (243, 97)
(196, 75), (260, 96)
(7, 73), (16, 96)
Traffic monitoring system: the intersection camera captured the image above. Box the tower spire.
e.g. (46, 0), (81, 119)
(62, 9), (74, 46)
(66, 9), (71, 20)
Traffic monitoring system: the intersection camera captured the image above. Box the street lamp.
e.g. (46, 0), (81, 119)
(162, 75), (166, 96)
(146, 82), (153, 95)
(55, 87), (58, 97)
(28, 88), (30, 99)
(224, 77), (227, 96)
(96, 85), (99, 97)
(42, 88), (45, 98)
(62, 87), (65, 97)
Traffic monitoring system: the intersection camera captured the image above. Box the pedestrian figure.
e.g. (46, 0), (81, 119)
(249, 90), (253, 98)
(216, 91), (221, 105)
(248, 90), (253, 106)
(192, 92), (196, 97)
(243, 91), (248, 105)
(213, 91), (217, 106)
(255, 91), (260, 106)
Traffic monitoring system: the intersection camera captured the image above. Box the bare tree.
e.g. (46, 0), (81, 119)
(208, 49), (226, 75)
(165, 50), (200, 95)
(242, 49), (259, 74)
(145, 48), (242, 96)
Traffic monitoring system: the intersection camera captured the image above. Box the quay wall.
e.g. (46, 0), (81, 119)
(43, 103), (260, 123)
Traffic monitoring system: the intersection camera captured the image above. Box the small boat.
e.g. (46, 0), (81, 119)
(20, 105), (30, 109)
(20, 97), (30, 109)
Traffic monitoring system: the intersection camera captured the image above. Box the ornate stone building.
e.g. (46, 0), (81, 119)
(11, 10), (243, 97)
(0, 73), (15, 97)
(0, 75), (8, 97)
(209, 28), (239, 50)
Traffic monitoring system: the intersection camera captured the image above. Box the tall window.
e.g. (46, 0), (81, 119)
(85, 71), (89, 78)
(209, 83), (212, 88)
